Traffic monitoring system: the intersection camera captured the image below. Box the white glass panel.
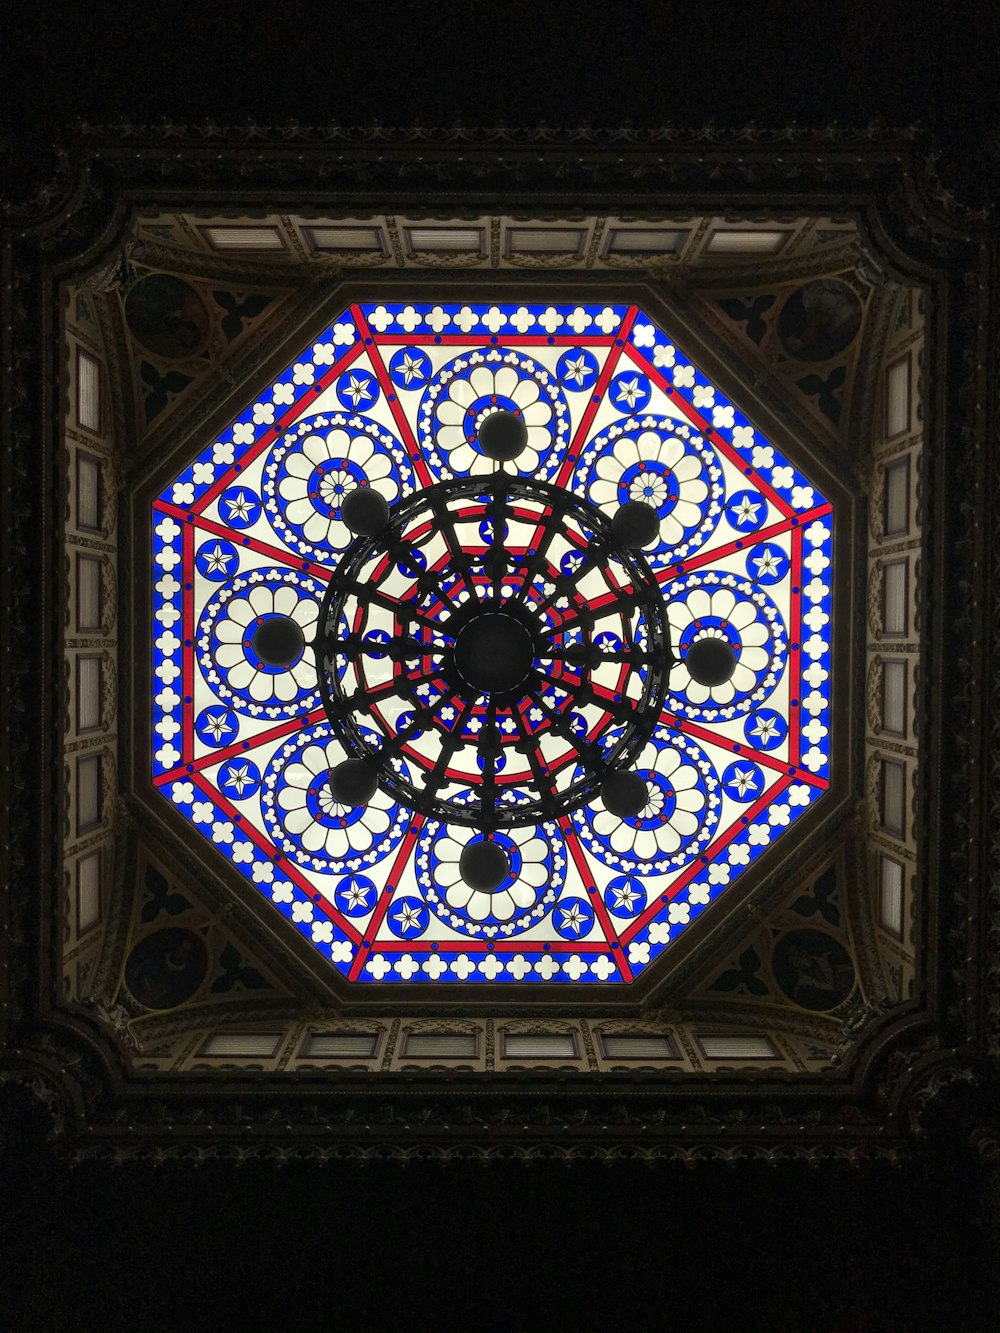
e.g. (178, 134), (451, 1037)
(403, 1032), (477, 1057)
(77, 755), (101, 830)
(407, 227), (481, 251)
(699, 1035), (776, 1059)
(705, 230), (787, 254)
(884, 459), (908, 534)
(607, 229), (686, 253)
(886, 358), (910, 437)
(201, 1032), (282, 1057)
(205, 226), (284, 250)
(307, 227), (383, 250)
(882, 660), (906, 735)
(77, 657), (102, 731)
(881, 760), (905, 834)
(303, 1033), (378, 1057)
(879, 857), (904, 934)
(508, 228), (585, 252)
(602, 1034), (677, 1059)
(503, 1033), (576, 1058)
(883, 561), (907, 634)
(77, 454), (101, 529)
(77, 556), (102, 631)
(77, 350), (101, 432)
(77, 852), (102, 931)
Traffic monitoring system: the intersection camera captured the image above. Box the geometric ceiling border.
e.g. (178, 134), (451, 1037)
(123, 270), (860, 1014)
(1, 123), (996, 1163)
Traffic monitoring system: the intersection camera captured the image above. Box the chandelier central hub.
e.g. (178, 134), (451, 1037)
(452, 608), (536, 696)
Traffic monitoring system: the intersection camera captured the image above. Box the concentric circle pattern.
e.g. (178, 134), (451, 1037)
(316, 474), (672, 830)
(263, 412), (415, 560)
(152, 300), (833, 985)
(418, 347), (570, 480)
(575, 416), (724, 566)
(196, 567), (325, 720)
(261, 722), (410, 875)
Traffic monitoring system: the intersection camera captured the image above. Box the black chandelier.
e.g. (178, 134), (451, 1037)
(262, 411), (732, 893)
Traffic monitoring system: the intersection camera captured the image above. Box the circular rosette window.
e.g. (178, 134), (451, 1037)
(666, 574), (788, 720)
(575, 417), (723, 566)
(261, 721), (410, 874)
(263, 413), (415, 560)
(417, 820), (566, 939)
(197, 568), (324, 719)
(572, 729), (721, 874)
(418, 348), (569, 479)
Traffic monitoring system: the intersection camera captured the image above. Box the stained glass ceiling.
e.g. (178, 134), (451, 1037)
(151, 300), (832, 986)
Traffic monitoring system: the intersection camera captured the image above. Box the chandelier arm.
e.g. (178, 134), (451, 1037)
(546, 588), (652, 637)
(332, 636), (444, 664)
(418, 696), (479, 802)
(485, 473), (509, 602)
(509, 704), (562, 821)
(387, 535), (463, 616)
(333, 583), (445, 639)
(542, 645), (658, 667)
(528, 558), (604, 622)
(477, 696), (500, 830)
(519, 683), (606, 772)
(336, 667), (445, 719)
(366, 686), (464, 763)
(510, 492), (572, 608)
(533, 668), (639, 727)
(344, 585), (443, 636)
(424, 486), (481, 604)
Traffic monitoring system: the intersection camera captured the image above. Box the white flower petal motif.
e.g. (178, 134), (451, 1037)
(263, 727), (406, 874)
(202, 574), (323, 715)
(667, 579), (783, 714)
(427, 351), (565, 480)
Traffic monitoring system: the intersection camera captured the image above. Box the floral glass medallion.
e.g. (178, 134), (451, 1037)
(152, 300), (832, 985)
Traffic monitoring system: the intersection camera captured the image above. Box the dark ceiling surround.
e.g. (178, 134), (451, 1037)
(1, 124), (997, 1164)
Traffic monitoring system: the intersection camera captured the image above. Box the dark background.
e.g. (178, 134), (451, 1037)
(4, 0), (999, 203)
(1, 1082), (996, 1333)
(3, 2), (999, 1329)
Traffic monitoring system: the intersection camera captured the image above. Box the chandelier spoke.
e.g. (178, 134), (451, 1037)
(426, 484), (481, 604)
(543, 588), (655, 637)
(484, 471), (510, 602)
(511, 492), (572, 607)
(520, 685), (605, 772)
(477, 697), (500, 827)
(418, 696), (478, 803)
(509, 705), (562, 820)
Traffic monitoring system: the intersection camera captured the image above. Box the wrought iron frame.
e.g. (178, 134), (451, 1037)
(318, 471), (672, 828)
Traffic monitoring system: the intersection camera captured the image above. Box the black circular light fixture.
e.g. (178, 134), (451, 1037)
(250, 616), (305, 668)
(459, 839), (511, 893)
(453, 610), (536, 695)
(341, 486), (389, 537)
(328, 757), (378, 808)
(611, 499), (660, 550)
(315, 420), (679, 893)
(685, 636), (738, 687)
(477, 409), (528, 462)
(600, 768), (649, 819)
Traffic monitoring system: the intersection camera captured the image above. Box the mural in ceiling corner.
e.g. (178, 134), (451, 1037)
(150, 300), (833, 985)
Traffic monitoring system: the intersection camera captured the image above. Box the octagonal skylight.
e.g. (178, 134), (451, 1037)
(151, 299), (832, 985)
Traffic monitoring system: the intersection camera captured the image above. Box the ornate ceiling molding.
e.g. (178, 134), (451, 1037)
(1, 124), (995, 1163)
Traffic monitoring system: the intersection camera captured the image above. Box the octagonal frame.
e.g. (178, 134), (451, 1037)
(0, 123), (995, 1163)
(131, 277), (854, 1006)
